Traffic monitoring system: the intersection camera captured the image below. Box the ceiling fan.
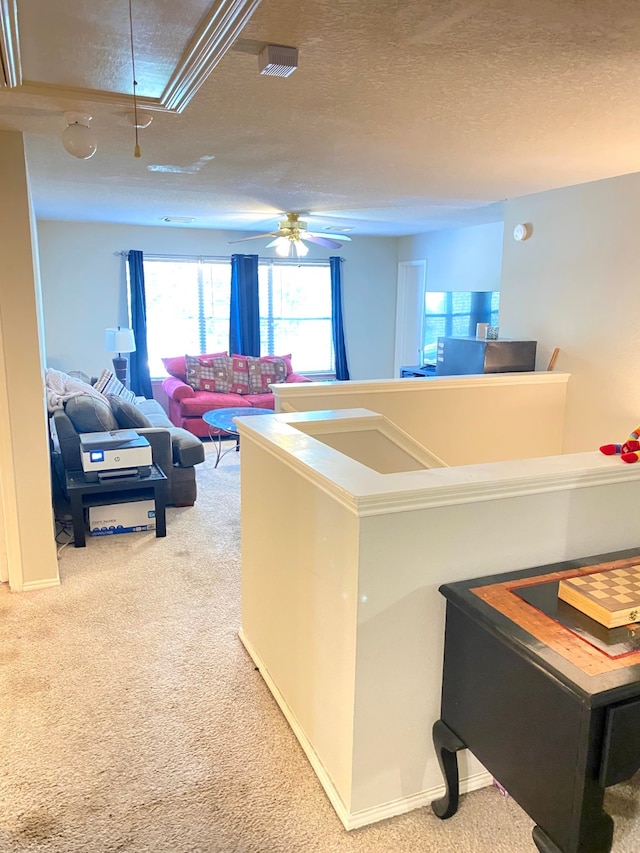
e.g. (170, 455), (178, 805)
(229, 213), (352, 257)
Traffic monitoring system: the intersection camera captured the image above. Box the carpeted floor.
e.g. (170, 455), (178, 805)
(1, 443), (639, 852)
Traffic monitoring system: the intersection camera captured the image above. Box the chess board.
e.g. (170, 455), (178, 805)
(558, 564), (640, 628)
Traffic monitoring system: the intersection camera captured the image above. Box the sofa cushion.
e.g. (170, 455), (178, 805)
(244, 393), (276, 409)
(246, 356), (287, 393)
(108, 396), (154, 429)
(65, 394), (118, 433)
(165, 351), (228, 382)
(180, 391), (252, 418)
(94, 368), (136, 403)
(134, 398), (173, 428)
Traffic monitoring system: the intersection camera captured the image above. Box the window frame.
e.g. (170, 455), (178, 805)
(141, 253), (335, 379)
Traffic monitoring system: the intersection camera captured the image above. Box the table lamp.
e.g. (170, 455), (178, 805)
(105, 326), (136, 384)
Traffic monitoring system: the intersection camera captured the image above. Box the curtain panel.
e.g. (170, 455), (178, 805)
(229, 254), (260, 356)
(330, 256), (350, 381)
(127, 249), (153, 399)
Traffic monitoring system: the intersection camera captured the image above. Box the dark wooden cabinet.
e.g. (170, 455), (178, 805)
(432, 548), (640, 853)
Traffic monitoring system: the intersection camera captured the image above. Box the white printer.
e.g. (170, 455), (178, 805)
(79, 429), (152, 481)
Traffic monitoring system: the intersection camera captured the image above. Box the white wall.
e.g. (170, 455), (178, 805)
(0, 132), (59, 591)
(37, 221), (399, 381)
(398, 221), (504, 291)
(499, 172), (640, 452)
(396, 175), (640, 455)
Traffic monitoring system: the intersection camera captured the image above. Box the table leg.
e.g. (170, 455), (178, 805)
(431, 719), (465, 819)
(533, 827), (563, 853)
(69, 490), (86, 548)
(207, 426), (225, 468)
(154, 479), (167, 538)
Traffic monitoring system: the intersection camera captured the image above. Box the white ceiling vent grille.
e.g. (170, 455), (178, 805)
(258, 44), (298, 77)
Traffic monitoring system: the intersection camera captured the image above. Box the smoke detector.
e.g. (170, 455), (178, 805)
(258, 44), (298, 77)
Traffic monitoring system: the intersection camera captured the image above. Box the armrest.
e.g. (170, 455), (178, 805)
(286, 372), (312, 383)
(137, 428), (173, 479)
(52, 409), (82, 471)
(162, 375), (195, 401)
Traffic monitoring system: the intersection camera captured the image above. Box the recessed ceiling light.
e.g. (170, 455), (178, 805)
(161, 216), (195, 223)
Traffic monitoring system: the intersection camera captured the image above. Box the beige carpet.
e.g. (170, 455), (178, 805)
(1, 443), (640, 852)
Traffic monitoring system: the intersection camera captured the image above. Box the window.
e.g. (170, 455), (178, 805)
(422, 290), (500, 364)
(142, 255), (334, 378)
(258, 259), (333, 373)
(143, 256), (231, 378)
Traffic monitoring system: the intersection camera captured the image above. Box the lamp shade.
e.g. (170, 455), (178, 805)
(105, 327), (136, 354)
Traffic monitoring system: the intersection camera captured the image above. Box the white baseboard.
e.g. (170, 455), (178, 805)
(238, 630), (492, 830)
(20, 576), (60, 592)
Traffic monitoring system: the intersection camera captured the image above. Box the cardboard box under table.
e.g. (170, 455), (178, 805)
(89, 500), (156, 536)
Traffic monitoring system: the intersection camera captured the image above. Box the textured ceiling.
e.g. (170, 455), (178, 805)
(2, 0), (640, 236)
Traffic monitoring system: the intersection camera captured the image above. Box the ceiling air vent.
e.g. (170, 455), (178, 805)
(258, 44), (298, 77)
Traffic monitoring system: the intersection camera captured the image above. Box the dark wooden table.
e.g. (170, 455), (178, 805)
(65, 464), (167, 547)
(432, 547), (640, 853)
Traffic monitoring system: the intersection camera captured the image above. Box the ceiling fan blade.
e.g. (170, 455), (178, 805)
(265, 238), (283, 248)
(308, 231), (352, 242)
(301, 233), (343, 250)
(228, 232), (279, 244)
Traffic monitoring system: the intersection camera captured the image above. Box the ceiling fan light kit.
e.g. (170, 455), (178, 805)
(229, 212), (353, 254)
(258, 44), (298, 77)
(61, 112), (97, 160)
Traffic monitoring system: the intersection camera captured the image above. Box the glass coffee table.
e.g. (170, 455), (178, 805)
(202, 407), (274, 467)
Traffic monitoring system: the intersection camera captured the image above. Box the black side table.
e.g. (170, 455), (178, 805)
(65, 464), (168, 547)
(432, 547), (640, 853)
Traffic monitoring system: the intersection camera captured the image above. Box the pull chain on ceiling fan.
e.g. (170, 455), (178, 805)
(229, 213), (352, 256)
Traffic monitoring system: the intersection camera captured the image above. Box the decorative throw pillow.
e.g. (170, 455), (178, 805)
(94, 368), (136, 403)
(164, 351), (228, 382)
(65, 395), (118, 433)
(247, 356), (287, 394)
(185, 355), (202, 389)
(228, 355), (251, 395)
(196, 356), (233, 393)
(262, 353), (293, 376)
(107, 396), (153, 430)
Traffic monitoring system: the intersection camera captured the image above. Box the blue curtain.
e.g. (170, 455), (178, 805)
(330, 256), (350, 380)
(127, 250), (153, 399)
(229, 254), (260, 356)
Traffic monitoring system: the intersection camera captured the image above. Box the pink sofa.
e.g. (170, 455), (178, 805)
(161, 352), (310, 438)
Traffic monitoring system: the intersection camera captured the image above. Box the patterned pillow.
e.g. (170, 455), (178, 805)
(185, 355), (202, 389)
(196, 356), (232, 393)
(247, 356), (287, 394)
(185, 354), (233, 392)
(163, 351), (227, 382)
(262, 353), (293, 377)
(93, 368), (136, 403)
(228, 355), (251, 395)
